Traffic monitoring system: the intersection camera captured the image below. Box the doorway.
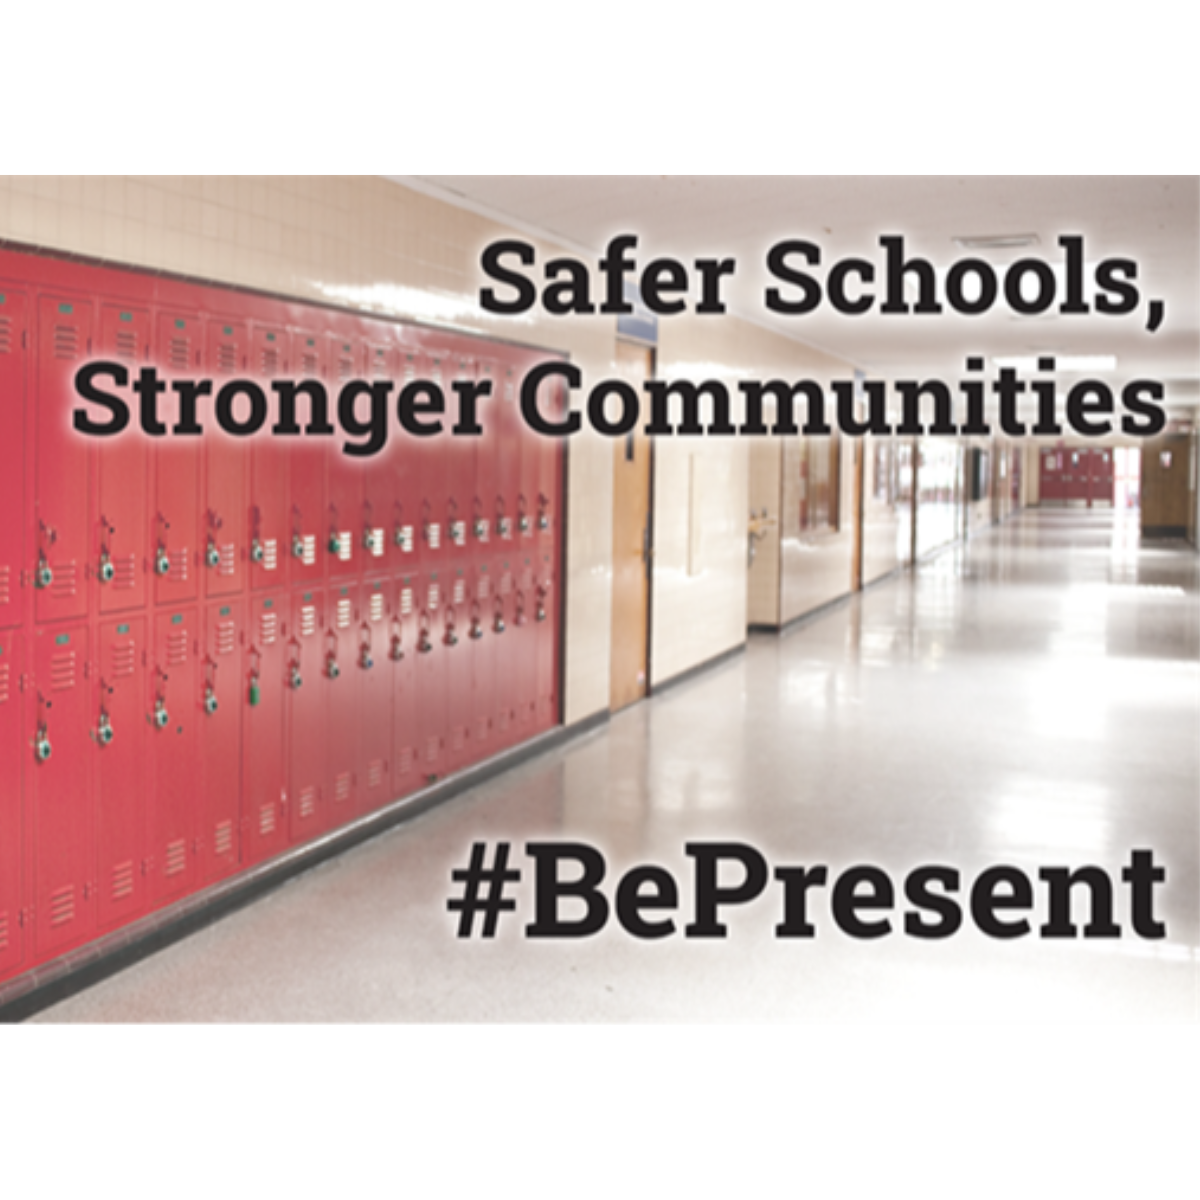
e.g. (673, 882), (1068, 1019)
(610, 340), (654, 712)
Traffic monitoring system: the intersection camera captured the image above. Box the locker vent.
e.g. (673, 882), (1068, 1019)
(397, 746), (414, 776)
(301, 535), (316, 567)
(336, 356), (354, 384)
(453, 578), (466, 606)
(367, 760), (384, 789)
(424, 736), (440, 765)
(397, 526), (414, 554)
(113, 553), (138, 591)
(0, 662), (9, 704)
(0, 565), (9, 608)
(300, 605), (317, 638)
(426, 523), (442, 551)
(427, 584), (440, 611)
(114, 329), (138, 361)
(165, 839), (188, 877)
(53, 323), (80, 361)
(110, 641), (136, 680)
(0, 315), (11, 354)
(166, 629), (188, 667)
(214, 821), (234, 858)
(218, 343), (238, 373)
(111, 860), (135, 902)
(169, 337), (191, 371)
(404, 361), (416, 384)
(259, 346), (280, 376)
(400, 588), (414, 617)
(216, 620), (237, 657)
(0, 911), (8, 951)
(259, 612), (279, 644)
(298, 788), (317, 820)
(431, 363), (443, 387)
(505, 377), (515, 402)
(337, 599), (352, 630)
(335, 773), (352, 804)
(477, 577), (491, 601)
(258, 803), (276, 837)
(218, 542), (237, 577)
(475, 717), (489, 744)
(301, 352), (319, 375)
(499, 573), (513, 597)
(337, 533), (352, 564)
(262, 539), (278, 572)
(49, 885), (76, 928)
(371, 352), (388, 380)
(366, 529), (384, 558)
(168, 550), (189, 583)
(50, 650), (77, 692)
(369, 593), (385, 623)
(51, 561), (79, 600)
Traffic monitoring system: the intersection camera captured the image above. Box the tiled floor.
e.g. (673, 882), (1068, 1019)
(33, 510), (1200, 1022)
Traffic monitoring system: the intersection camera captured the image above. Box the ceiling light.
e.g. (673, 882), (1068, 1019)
(953, 234), (1041, 251)
(992, 355), (1118, 372)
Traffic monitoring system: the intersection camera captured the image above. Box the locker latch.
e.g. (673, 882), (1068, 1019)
(444, 622), (459, 649)
(493, 605), (506, 635)
(326, 653), (341, 681)
(418, 626), (434, 655)
(359, 629), (374, 671)
(155, 546), (171, 577)
(205, 541), (221, 570)
(250, 538), (266, 565)
(328, 532), (344, 557)
(35, 555), (54, 590)
(518, 496), (531, 535)
(153, 698), (170, 730)
(204, 687), (219, 716)
(473, 517), (489, 542)
(538, 494), (551, 532)
(292, 533), (307, 561)
(97, 711), (115, 746)
(536, 588), (548, 623)
(289, 664), (303, 690)
(450, 521), (467, 547)
(203, 659), (219, 715)
(98, 550), (115, 585)
(249, 673), (262, 707)
(390, 634), (404, 662)
(34, 724), (52, 763)
(470, 617), (485, 642)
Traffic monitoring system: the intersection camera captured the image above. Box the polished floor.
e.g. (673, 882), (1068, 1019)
(34, 510), (1200, 1022)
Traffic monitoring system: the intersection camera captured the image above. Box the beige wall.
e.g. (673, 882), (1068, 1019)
(0, 175), (861, 721)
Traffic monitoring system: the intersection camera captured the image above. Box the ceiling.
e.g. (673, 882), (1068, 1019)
(388, 175), (1198, 408)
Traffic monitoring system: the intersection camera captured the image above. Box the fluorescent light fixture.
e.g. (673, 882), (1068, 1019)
(953, 234), (1041, 251)
(992, 355), (1118, 372)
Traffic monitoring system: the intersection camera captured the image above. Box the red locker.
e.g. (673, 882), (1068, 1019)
(325, 582), (360, 826)
(287, 587), (327, 844)
(204, 320), (249, 598)
(94, 616), (148, 933)
(242, 594), (289, 864)
(148, 608), (198, 905)
(0, 631), (25, 980)
(534, 550), (558, 732)
(326, 335), (361, 582)
(1090, 449), (1115, 507)
(492, 362), (522, 552)
(443, 566), (473, 773)
(392, 350), (422, 568)
(391, 575), (420, 800)
(361, 337), (401, 580)
(418, 352), (449, 571)
(513, 556), (539, 737)
(29, 624), (95, 960)
(492, 559), (520, 752)
(444, 353), (478, 574)
(359, 578), (393, 815)
(0, 289), (28, 631)
(248, 325), (292, 593)
(284, 328), (325, 588)
(152, 313), (201, 607)
(467, 562), (497, 766)
(34, 296), (92, 625)
(95, 305), (150, 615)
(200, 600), (244, 883)
(414, 571), (449, 782)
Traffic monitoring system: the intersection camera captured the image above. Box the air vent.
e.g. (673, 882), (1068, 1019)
(952, 233), (1040, 251)
(53, 324), (80, 361)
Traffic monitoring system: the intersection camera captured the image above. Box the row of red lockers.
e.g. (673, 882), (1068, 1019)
(1039, 447), (1115, 506)
(0, 246), (565, 988)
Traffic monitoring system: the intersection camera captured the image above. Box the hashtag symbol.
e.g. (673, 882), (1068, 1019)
(447, 843), (522, 938)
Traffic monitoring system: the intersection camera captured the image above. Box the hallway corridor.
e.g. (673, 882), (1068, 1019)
(34, 511), (1200, 1022)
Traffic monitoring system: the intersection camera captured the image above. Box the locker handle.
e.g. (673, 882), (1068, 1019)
(97, 713), (115, 746)
(205, 542), (221, 570)
(326, 654), (341, 681)
(35, 557), (54, 590)
(204, 687), (219, 717)
(418, 633), (434, 655)
(155, 547), (171, 577)
(292, 534), (307, 560)
(98, 552), (116, 585)
(473, 518), (489, 541)
(153, 700), (170, 730)
(390, 636), (405, 663)
(493, 616), (506, 635)
(289, 665), (303, 691)
(470, 620), (484, 642)
(35, 727), (52, 763)
(250, 538), (266, 565)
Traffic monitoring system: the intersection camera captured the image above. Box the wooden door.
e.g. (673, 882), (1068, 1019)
(610, 341), (653, 712)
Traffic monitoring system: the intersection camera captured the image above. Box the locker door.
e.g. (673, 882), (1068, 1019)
(0, 631), (25, 980)
(242, 594), (289, 864)
(94, 616), (147, 933)
(534, 549), (558, 733)
(444, 354), (477, 574)
(414, 571), (448, 783)
(149, 608), (198, 905)
(284, 328), (325, 587)
(249, 327), (292, 593)
(200, 599), (243, 883)
(361, 338), (400, 579)
(493, 559), (519, 752)
(0, 290), (28, 631)
(288, 587), (327, 844)
(325, 582), (359, 827)
(359, 578), (393, 815)
(493, 362), (522, 552)
(29, 624), (95, 960)
(391, 576), (420, 800)
(204, 320), (249, 598)
(326, 336), (362, 582)
(95, 306), (150, 615)
(513, 556), (538, 736)
(444, 566), (473, 773)
(152, 314), (201, 607)
(467, 562), (496, 767)
(1091, 449), (1115, 508)
(392, 350), (422, 569)
(35, 296), (92, 625)
(418, 352), (449, 571)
